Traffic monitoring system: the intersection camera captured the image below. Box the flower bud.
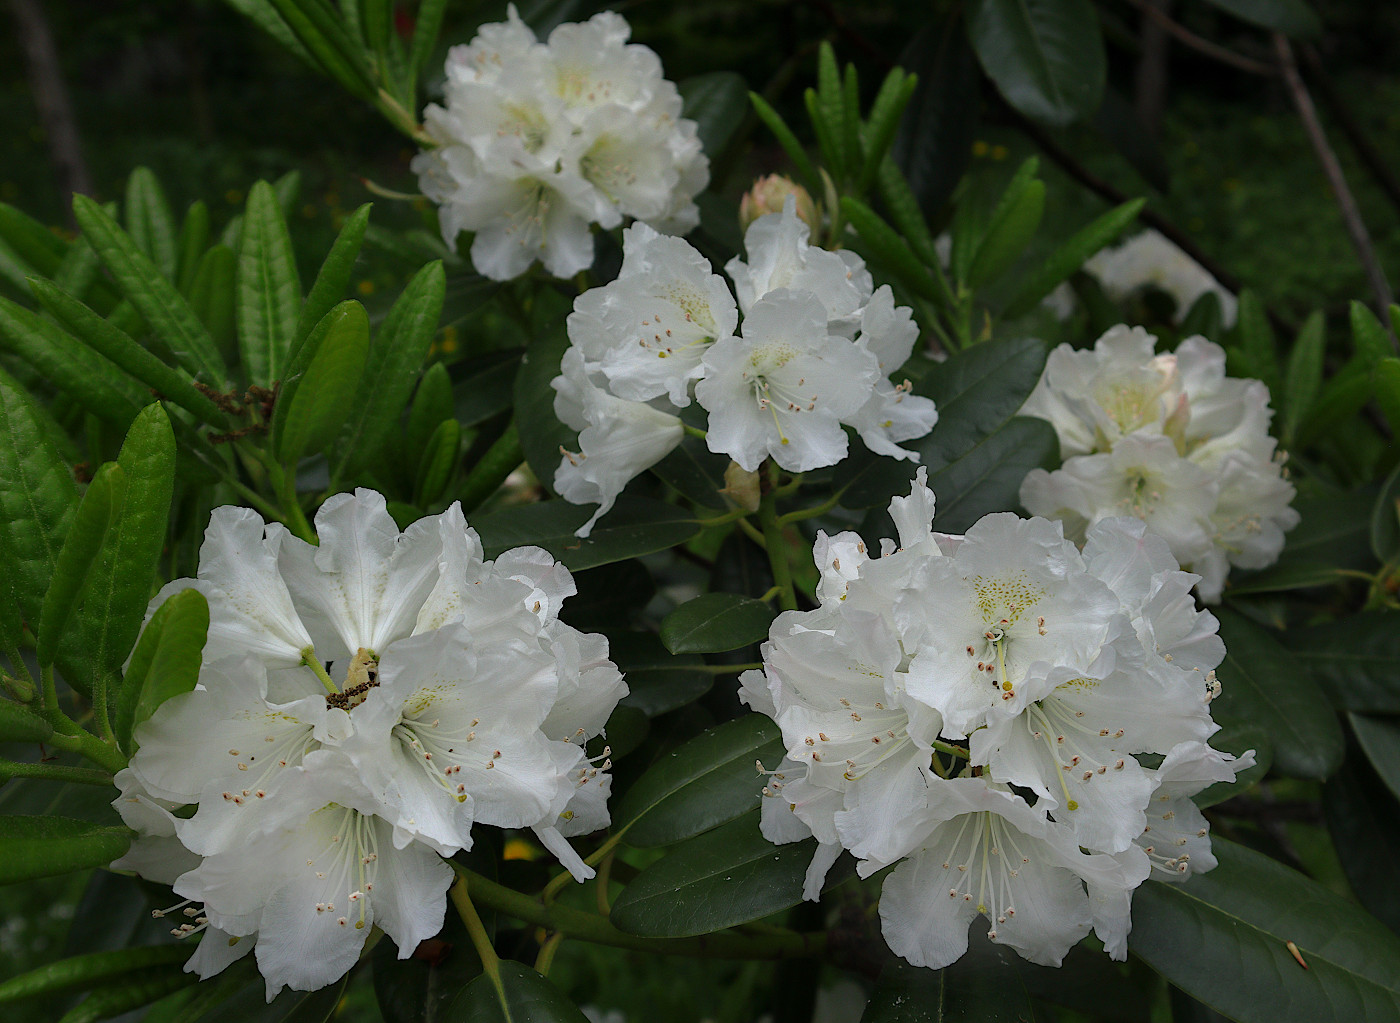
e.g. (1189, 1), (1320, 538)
(720, 461), (762, 512)
(739, 175), (818, 234)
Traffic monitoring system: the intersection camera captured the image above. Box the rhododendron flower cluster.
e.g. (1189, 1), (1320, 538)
(412, 7), (707, 281)
(112, 491), (625, 998)
(741, 470), (1251, 969)
(551, 198), (939, 535)
(1019, 325), (1298, 601)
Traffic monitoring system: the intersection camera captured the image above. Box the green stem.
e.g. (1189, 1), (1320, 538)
(682, 423), (709, 441)
(301, 649), (339, 696)
(758, 464), (798, 612)
(932, 739), (970, 760)
(0, 760), (113, 786)
(90, 671), (117, 748)
(695, 507), (750, 529)
(449, 876), (504, 992)
(271, 462), (316, 545)
(452, 863), (827, 961)
(759, 585), (783, 604)
(1, 666), (35, 702)
(595, 853), (614, 917)
(737, 517), (765, 548)
(45, 728), (128, 775)
(2, 648), (35, 689)
(776, 490), (842, 527)
(534, 931), (565, 975)
(457, 421), (522, 515)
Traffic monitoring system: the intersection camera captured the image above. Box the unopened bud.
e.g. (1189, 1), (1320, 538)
(720, 461), (762, 512)
(739, 175), (818, 234)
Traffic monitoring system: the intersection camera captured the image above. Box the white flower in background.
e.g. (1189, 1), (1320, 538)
(550, 200), (938, 531)
(413, 6), (707, 280)
(114, 491), (626, 996)
(1020, 326), (1297, 600)
(1084, 230), (1238, 326)
(745, 472), (1251, 971)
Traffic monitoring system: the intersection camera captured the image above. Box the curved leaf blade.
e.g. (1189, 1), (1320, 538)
(966, 0), (1106, 126)
(0, 816), (130, 885)
(660, 592), (775, 655)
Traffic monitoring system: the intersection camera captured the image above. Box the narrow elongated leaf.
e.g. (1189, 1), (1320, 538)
(273, 301), (369, 464)
(614, 715), (782, 845)
(1281, 310), (1326, 443)
(0, 816), (130, 885)
(610, 813), (814, 936)
(297, 202), (370, 344)
(1130, 838), (1400, 1023)
(58, 404), (177, 700)
(1214, 609), (1343, 779)
(857, 70), (914, 196)
(409, 0), (449, 81)
(649, 433), (729, 509)
(473, 497), (700, 572)
(842, 198), (941, 302)
(1377, 357), (1400, 436)
(237, 181), (302, 384)
(1233, 290), (1279, 392)
(0, 702), (53, 743)
(37, 463), (123, 666)
(188, 244), (238, 355)
(1004, 199), (1144, 318)
(661, 593), (775, 654)
(124, 168), (178, 281)
(48, 965), (193, 1023)
(0, 203), (67, 279)
(0, 944), (189, 1003)
(449, 962), (589, 1023)
(224, 0), (318, 66)
(73, 195), (227, 385)
(749, 93), (820, 193)
(334, 261), (445, 476)
(175, 200), (210, 296)
(1351, 713), (1400, 803)
(0, 365), (79, 629)
(966, 0), (1106, 126)
(185, 962), (349, 1022)
(967, 177), (1044, 289)
(1287, 613), (1400, 714)
(405, 361), (454, 460)
(680, 72), (749, 159)
(115, 589), (210, 752)
(414, 418), (460, 505)
(1371, 462), (1400, 563)
(1200, 0), (1321, 37)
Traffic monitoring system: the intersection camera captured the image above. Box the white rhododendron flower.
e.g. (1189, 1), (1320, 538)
(551, 199), (937, 533)
(1084, 230), (1239, 326)
(1020, 325), (1298, 601)
(114, 491), (626, 998)
(412, 7), (707, 280)
(745, 470), (1250, 970)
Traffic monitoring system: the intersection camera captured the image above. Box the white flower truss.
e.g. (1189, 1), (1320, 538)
(550, 200), (938, 536)
(113, 490), (625, 998)
(742, 470), (1252, 970)
(1020, 325), (1299, 601)
(412, 6), (708, 281)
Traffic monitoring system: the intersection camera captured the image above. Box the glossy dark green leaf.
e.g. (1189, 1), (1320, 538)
(473, 497), (700, 572)
(812, 42), (848, 181)
(36, 463), (123, 666)
(115, 588), (210, 752)
(0, 701), (53, 744)
(611, 632), (713, 718)
(297, 202), (370, 345)
(454, 352), (521, 429)
(661, 593), (775, 655)
(237, 180), (302, 385)
(335, 261), (445, 476)
(0, 816), (130, 885)
(274, 300), (369, 464)
(892, 20), (980, 223)
(1214, 608), (1342, 779)
(649, 433), (729, 510)
(965, 0), (1106, 126)
(405, 361), (454, 461)
(1287, 613), (1400, 714)
(1129, 838), (1400, 1023)
(1200, 0), (1321, 37)
(372, 896), (480, 1023)
(512, 294), (575, 493)
(1223, 562), (1356, 595)
(1371, 462), (1400, 563)
(923, 416), (1058, 533)
(73, 194), (226, 385)
(124, 168), (178, 281)
(415, 417), (461, 506)
(1272, 489), (1375, 572)
(1294, 356), (1373, 449)
(680, 72), (749, 159)
(610, 813), (813, 936)
(185, 961), (350, 1022)
(1004, 199), (1144, 318)
(409, 0), (448, 82)
(448, 962), (589, 1022)
(0, 365), (79, 631)
(857, 69), (915, 196)
(1194, 722), (1272, 808)
(1351, 713), (1400, 803)
(861, 944), (1037, 1023)
(1324, 743), (1400, 933)
(1281, 310), (1326, 444)
(52, 965), (194, 1023)
(614, 716), (782, 847)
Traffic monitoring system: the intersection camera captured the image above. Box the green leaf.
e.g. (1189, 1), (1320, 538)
(0, 365), (79, 630)
(966, 175), (1044, 288)
(965, 0), (1106, 126)
(409, 0), (448, 82)
(1199, 0), (1321, 37)
(188, 244), (238, 357)
(372, 896), (480, 1023)
(273, 300), (369, 464)
(405, 360), (453, 460)
(616, 715), (783, 848)
(264, 0), (377, 99)
(334, 261), (444, 477)
(611, 632), (713, 718)
(0, 701), (53, 744)
(861, 947), (1038, 1023)
(27, 277), (233, 428)
(812, 42), (848, 180)
(474, 497), (700, 572)
(297, 202), (370, 345)
(414, 417), (460, 506)
(37, 463), (123, 666)
(174, 200), (211, 296)
(1351, 713), (1400, 803)
(841, 198), (941, 303)
(922, 416), (1058, 533)
(124, 168), (178, 281)
(115, 588), (209, 753)
(0, 945), (190, 1004)
(1324, 744), (1400, 934)
(0, 815), (130, 885)
(1376, 358), (1400, 436)
(224, 0), (318, 67)
(749, 93), (820, 194)
(183, 960), (349, 1022)
(1372, 461), (1400, 563)
(1287, 613), (1400, 714)
(875, 158), (946, 292)
(1214, 608), (1343, 779)
(1294, 355), (1373, 449)
(237, 181), (303, 385)
(448, 962), (589, 1023)
(857, 69), (915, 196)
(661, 592), (775, 655)
(511, 292), (576, 494)
(0, 203), (67, 280)
(1004, 199), (1144, 318)
(610, 813), (816, 937)
(73, 194), (227, 385)
(1281, 310), (1326, 444)
(1223, 562), (1355, 596)
(680, 72), (749, 160)
(1129, 838), (1400, 1023)
(648, 433), (729, 510)
(1092, 87), (1171, 194)
(1272, 489), (1374, 572)
(1231, 289), (1279, 391)
(1351, 299), (1390, 364)
(53, 965), (194, 1023)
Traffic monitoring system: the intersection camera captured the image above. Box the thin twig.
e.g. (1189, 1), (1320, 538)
(1299, 43), (1400, 218)
(1122, 0), (1276, 76)
(1274, 34), (1397, 350)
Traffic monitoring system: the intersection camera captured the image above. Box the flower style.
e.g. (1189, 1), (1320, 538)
(550, 198), (937, 531)
(115, 491), (626, 996)
(413, 7), (707, 280)
(1020, 325), (1298, 600)
(745, 471), (1251, 971)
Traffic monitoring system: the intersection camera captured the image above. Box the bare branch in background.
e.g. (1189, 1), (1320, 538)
(1299, 43), (1400, 219)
